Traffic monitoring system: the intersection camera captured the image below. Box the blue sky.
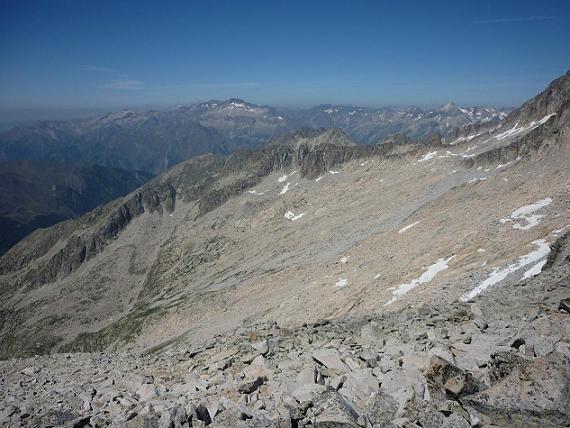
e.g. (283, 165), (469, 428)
(1, 0), (569, 115)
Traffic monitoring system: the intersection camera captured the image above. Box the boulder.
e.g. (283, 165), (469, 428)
(291, 384), (328, 403)
(296, 367), (316, 385)
(251, 340), (270, 356)
(425, 355), (484, 401)
(136, 384), (159, 402)
(487, 351), (528, 385)
(305, 391), (360, 427)
(401, 396), (471, 428)
(462, 352), (570, 427)
(360, 391), (398, 427)
(339, 368), (379, 409)
(312, 349), (349, 372)
(238, 377), (265, 394)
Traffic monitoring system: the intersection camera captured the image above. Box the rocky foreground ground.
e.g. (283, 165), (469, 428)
(1, 231), (569, 427)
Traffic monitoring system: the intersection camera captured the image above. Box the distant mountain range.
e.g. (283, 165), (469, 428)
(0, 99), (509, 175)
(291, 102), (510, 144)
(0, 98), (510, 254)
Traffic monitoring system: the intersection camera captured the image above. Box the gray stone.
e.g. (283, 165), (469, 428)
(291, 384), (327, 403)
(425, 355), (484, 401)
(360, 391), (398, 427)
(136, 384), (159, 402)
(251, 340), (270, 356)
(339, 368), (379, 409)
(312, 349), (349, 372)
(306, 391), (360, 427)
(238, 377), (264, 394)
(463, 352), (570, 427)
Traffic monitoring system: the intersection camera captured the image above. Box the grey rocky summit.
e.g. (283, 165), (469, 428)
(1, 71), (570, 427)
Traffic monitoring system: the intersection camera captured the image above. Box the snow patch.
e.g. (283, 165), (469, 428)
(335, 278), (348, 288)
(496, 161), (512, 169)
(386, 256), (455, 305)
(495, 114), (556, 141)
(278, 171), (296, 183)
(418, 151), (438, 162)
(522, 260), (547, 280)
(501, 198), (552, 230)
(284, 210), (305, 222)
(461, 239), (551, 301)
(449, 131), (485, 145)
(398, 221), (421, 234)
(280, 182), (291, 195)
(552, 225), (570, 235)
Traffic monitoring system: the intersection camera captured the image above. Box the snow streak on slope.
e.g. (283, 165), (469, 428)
(499, 198), (552, 230)
(398, 221), (421, 234)
(284, 211), (305, 221)
(461, 239), (551, 301)
(522, 260), (547, 280)
(495, 114), (556, 141)
(280, 182), (291, 195)
(386, 256), (455, 305)
(418, 151), (438, 162)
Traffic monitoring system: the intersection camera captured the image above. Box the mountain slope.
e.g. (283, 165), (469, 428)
(0, 72), (569, 428)
(0, 71), (568, 360)
(0, 161), (152, 255)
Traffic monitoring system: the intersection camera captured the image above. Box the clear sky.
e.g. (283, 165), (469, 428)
(1, 0), (569, 115)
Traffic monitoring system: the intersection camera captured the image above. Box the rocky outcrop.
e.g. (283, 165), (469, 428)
(506, 70), (570, 128)
(544, 231), (570, 270)
(19, 182), (177, 288)
(462, 107), (568, 169)
(295, 137), (426, 179)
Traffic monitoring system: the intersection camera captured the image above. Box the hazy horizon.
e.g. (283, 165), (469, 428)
(1, 0), (569, 122)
